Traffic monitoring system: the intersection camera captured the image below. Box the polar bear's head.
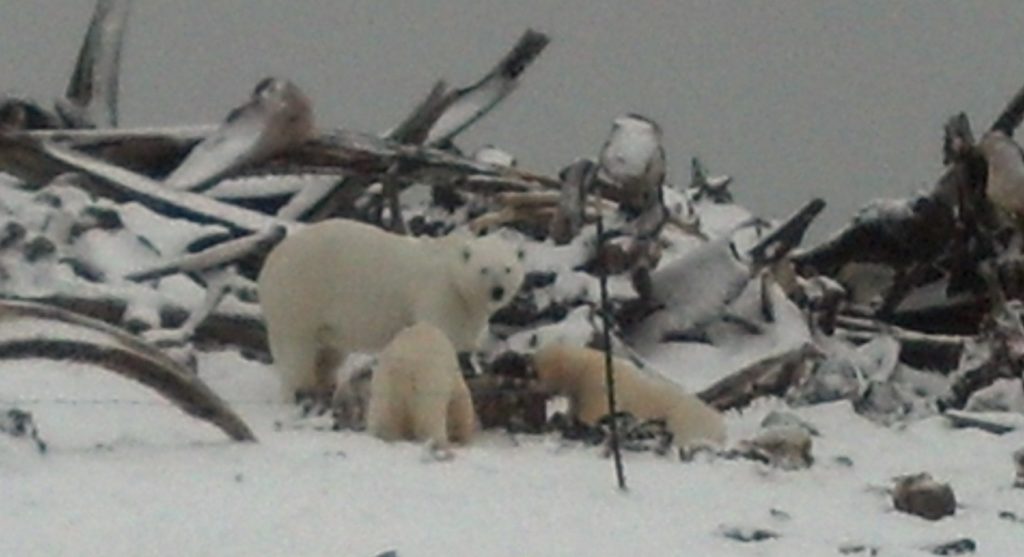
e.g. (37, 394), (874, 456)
(451, 234), (525, 311)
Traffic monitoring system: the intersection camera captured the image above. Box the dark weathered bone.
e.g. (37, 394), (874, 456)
(0, 298), (256, 441)
(58, 0), (132, 128)
(697, 344), (822, 411)
(425, 29), (550, 146)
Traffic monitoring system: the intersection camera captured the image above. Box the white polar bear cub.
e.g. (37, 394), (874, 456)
(367, 322), (477, 449)
(258, 218), (524, 400)
(533, 344), (726, 447)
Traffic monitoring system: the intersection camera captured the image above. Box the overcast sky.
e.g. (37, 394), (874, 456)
(3, 1), (1024, 238)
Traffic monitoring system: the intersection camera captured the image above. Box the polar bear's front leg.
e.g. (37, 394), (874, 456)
(447, 380), (477, 444)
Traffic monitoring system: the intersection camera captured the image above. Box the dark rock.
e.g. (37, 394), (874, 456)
(927, 538), (976, 555)
(760, 411), (820, 436)
(0, 408), (47, 453)
(837, 543), (879, 556)
(892, 473), (956, 520)
(737, 426), (814, 470)
(718, 525), (779, 543)
(998, 510), (1023, 524)
(833, 456), (855, 468)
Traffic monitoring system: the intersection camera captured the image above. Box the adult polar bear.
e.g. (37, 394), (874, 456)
(258, 218), (525, 401)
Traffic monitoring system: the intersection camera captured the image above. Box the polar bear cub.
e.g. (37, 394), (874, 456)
(367, 322), (477, 450)
(257, 218), (524, 401)
(533, 344), (726, 447)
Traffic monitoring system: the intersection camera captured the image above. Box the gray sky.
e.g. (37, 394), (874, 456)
(3, 1), (1024, 238)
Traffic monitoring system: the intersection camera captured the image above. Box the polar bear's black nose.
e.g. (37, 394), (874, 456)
(491, 286), (505, 301)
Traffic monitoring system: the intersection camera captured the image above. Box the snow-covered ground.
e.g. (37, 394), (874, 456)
(2, 349), (1022, 556)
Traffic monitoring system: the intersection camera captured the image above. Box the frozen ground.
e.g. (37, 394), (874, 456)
(2, 348), (1023, 557)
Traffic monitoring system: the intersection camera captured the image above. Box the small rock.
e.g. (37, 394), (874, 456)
(718, 525), (779, 543)
(833, 455), (855, 468)
(837, 543), (879, 556)
(997, 510), (1022, 524)
(892, 473), (956, 520)
(760, 411), (820, 436)
(738, 425), (814, 470)
(927, 538), (976, 555)
(0, 408), (47, 453)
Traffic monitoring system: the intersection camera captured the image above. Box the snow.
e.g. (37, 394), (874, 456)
(1, 170), (1022, 557)
(3, 351), (1023, 556)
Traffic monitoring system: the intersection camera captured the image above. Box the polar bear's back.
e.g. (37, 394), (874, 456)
(375, 322), (461, 396)
(534, 344), (726, 446)
(258, 219), (439, 351)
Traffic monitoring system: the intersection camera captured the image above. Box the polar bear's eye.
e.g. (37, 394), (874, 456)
(480, 268), (489, 276)
(516, 248), (525, 261)
(462, 248), (471, 262)
(504, 266), (511, 274)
